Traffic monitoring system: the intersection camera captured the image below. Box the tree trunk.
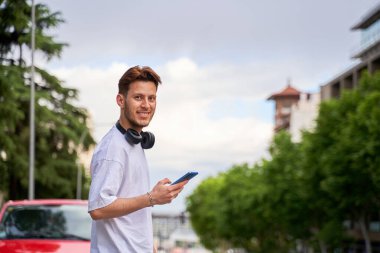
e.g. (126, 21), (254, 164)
(359, 216), (372, 253)
(0, 191), (4, 207)
(18, 44), (22, 66)
(302, 240), (312, 253)
(318, 239), (327, 253)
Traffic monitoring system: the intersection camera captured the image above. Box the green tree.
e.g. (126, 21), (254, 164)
(187, 133), (306, 253)
(217, 163), (273, 253)
(187, 131), (344, 252)
(187, 164), (270, 253)
(186, 175), (226, 251)
(258, 131), (310, 252)
(0, 0), (95, 201)
(300, 129), (347, 253)
(309, 71), (380, 253)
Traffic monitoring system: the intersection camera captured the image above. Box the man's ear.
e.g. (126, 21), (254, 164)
(116, 94), (125, 108)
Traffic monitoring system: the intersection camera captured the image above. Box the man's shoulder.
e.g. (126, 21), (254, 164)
(93, 126), (129, 161)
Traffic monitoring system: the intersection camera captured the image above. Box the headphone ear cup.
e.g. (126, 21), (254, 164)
(141, 131), (155, 149)
(125, 129), (142, 145)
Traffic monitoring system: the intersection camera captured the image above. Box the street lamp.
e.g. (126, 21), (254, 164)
(29, 0), (36, 200)
(76, 130), (87, 199)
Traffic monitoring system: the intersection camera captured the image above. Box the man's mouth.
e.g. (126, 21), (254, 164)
(137, 111), (150, 117)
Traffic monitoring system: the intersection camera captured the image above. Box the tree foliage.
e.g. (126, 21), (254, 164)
(186, 72), (380, 253)
(187, 175), (226, 250)
(0, 0), (95, 201)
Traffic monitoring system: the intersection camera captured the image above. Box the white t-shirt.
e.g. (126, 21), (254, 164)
(88, 125), (153, 253)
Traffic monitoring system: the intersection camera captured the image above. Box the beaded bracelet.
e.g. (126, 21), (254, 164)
(146, 192), (154, 207)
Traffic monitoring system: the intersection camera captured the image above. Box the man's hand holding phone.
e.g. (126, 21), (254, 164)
(149, 171), (198, 206)
(149, 178), (187, 205)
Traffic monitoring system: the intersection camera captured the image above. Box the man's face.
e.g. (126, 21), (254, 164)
(120, 80), (157, 131)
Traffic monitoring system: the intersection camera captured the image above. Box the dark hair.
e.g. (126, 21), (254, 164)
(118, 65), (161, 95)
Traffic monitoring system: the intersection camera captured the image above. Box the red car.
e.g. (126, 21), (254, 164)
(0, 199), (91, 253)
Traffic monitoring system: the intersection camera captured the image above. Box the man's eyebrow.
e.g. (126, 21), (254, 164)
(131, 93), (156, 97)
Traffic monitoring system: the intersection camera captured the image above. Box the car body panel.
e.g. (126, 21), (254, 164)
(0, 239), (90, 253)
(0, 199), (91, 253)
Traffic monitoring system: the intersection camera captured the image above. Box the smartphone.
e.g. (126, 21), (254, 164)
(171, 171), (198, 185)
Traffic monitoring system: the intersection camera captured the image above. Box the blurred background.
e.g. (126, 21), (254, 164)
(1, 0), (380, 252)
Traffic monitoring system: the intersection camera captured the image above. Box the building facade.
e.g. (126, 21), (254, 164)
(153, 212), (210, 253)
(267, 82), (320, 142)
(289, 92), (320, 142)
(321, 3), (380, 100)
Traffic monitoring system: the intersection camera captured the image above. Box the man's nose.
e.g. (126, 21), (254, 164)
(141, 98), (149, 107)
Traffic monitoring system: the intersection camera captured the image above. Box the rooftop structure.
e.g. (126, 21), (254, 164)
(267, 83), (301, 133)
(267, 81), (320, 141)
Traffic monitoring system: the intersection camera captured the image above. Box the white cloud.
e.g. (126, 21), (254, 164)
(52, 63), (128, 136)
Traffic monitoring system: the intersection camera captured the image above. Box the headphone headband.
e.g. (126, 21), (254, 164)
(115, 121), (126, 134)
(115, 121), (155, 149)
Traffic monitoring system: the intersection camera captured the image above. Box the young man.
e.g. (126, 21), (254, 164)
(88, 66), (188, 253)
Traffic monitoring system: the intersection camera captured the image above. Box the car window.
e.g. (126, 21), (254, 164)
(0, 204), (91, 240)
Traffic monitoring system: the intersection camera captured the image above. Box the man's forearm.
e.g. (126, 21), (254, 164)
(89, 194), (151, 220)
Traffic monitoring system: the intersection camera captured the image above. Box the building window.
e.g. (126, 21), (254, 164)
(370, 221), (380, 232)
(362, 19), (380, 49)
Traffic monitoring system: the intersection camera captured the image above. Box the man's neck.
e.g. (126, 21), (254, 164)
(118, 118), (142, 133)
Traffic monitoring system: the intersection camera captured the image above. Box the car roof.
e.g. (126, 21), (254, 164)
(0, 199), (89, 219)
(3, 199), (88, 206)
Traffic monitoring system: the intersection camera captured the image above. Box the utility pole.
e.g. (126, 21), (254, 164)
(76, 130), (87, 199)
(29, 0), (36, 200)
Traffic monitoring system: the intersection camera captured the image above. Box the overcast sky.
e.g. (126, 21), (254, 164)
(42, 0), (379, 213)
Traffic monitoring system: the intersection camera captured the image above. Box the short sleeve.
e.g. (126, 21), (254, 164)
(88, 159), (124, 212)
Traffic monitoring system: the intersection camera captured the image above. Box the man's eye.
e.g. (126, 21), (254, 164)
(134, 96), (142, 100)
(148, 97), (156, 102)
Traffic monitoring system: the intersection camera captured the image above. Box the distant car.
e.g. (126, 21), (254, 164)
(0, 199), (91, 253)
